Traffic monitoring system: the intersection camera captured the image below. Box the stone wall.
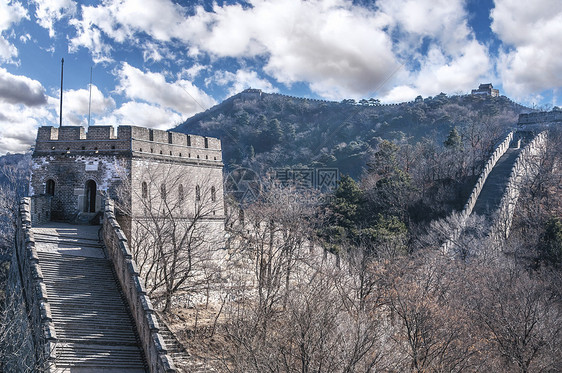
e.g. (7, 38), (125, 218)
(30, 153), (128, 221)
(2, 198), (57, 371)
(518, 111), (562, 125)
(31, 125), (224, 224)
(34, 125), (222, 164)
(102, 199), (176, 373)
(489, 131), (548, 243)
(30, 195), (53, 225)
(441, 131), (515, 254)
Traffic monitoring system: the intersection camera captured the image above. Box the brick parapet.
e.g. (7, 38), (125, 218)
(102, 198), (176, 373)
(441, 130), (515, 254)
(33, 125), (222, 164)
(489, 131), (548, 244)
(11, 198), (58, 369)
(518, 111), (562, 125)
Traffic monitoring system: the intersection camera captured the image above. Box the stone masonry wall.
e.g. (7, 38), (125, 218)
(102, 199), (176, 373)
(489, 131), (548, 244)
(3, 198), (57, 371)
(441, 131), (515, 254)
(31, 125), (223, 223)
(30, 154), (128, 221)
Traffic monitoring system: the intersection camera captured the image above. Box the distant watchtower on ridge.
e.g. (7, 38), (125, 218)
(471, 83), (499, 97)
(29, 125), (225, 238)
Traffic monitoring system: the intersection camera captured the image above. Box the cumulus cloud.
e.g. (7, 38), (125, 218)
(32, 0), (76, 37)
(0, 68), (47, 106)
(491, 0), (562, 100)
(56, 85), (115, 125)
(182, 0), (399, 99)
(0, 102), (54, 154)
(68, 0), (187, 61)
(377, 0), (471, 53)
(0, 0), (28, 62)
(116, 63), (215, 116)
(211, 69), (278, 97)
(98, 101), (183, 129)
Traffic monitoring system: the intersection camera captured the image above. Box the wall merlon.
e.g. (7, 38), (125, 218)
(37, 126), (58, 141)
(87, 125), (115, 140)
(59, 126), (86, 140)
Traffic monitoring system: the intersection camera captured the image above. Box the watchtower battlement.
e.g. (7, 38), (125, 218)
(34, 125), (222, 163)
(30, 125), (225, 224)
(518, 110), (562, 125)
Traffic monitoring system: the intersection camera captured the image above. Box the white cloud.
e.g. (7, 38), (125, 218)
(414, 41), (491, 95)
(0, 102), (54, 154)
(32, 0), (76, 38)
(180, 64), (206, 80)
(116, 63), (215, 116)
(98, 101), (183, 130)
(0, 0), (28, 63)
(377, 0), (471, 53)
(211, 69), (278, 97)
(0, 0), (27, 30)
(68, 0), (187, 61)
(491, 0), (562, 100)
(68, 16), (113, 63)
(56, 85), (115, 125)
(0, 67), (47, 106)
(183, 0), (399, 99)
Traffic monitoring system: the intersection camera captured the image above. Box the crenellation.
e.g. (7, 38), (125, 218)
(33, 125), (222, 163)
(58, 126), (86, 140)
(30, 124), (224, 222)
(117, 125), (133, 139)
(87, 125), (115, 140)
(37, 126), (58, 141)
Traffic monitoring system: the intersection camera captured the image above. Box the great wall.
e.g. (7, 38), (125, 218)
(441, 111), (557, 254)
(3, 109), (560, 371)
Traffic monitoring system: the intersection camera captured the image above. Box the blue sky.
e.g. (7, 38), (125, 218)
(0, 0), (561, 154)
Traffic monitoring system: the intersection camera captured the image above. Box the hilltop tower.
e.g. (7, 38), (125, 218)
(29, 125), (225, 240)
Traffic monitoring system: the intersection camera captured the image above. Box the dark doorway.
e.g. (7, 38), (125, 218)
(46, 179), (55, 195)
(85, 180), (97, 212)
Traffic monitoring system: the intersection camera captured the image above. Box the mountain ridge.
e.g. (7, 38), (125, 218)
(174, 89), (530, 178)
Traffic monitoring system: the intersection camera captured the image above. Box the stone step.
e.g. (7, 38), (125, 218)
(35, 247), (147, 371)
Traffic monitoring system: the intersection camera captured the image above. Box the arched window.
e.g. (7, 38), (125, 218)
(179, 184), (184, 202)
(141, 182), (148, 199)
(46, 179), (55, 195)
(195, 185), (200, 202)
(211, 186), (216, 202)
(84, 180), (97, 212)
(160, 184), (167, 200)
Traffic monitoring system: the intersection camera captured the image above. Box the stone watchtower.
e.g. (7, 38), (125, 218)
(30, 125), (225, 238)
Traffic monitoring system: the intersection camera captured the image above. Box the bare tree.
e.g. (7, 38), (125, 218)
(116, 162), (224, 313)
(466, 263), (562, 372)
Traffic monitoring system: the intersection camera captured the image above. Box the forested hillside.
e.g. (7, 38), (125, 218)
(175, 90), (527, 178)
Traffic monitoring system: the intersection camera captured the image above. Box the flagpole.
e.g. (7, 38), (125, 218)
(88, 66), (93, 126)
(59, 58), (64, 127)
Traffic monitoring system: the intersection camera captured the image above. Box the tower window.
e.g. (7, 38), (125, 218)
(84, 180), (97, 213)
(211, 186), (216, 202)
(179, 184), (184, 202)
(149, 129), (154, 141)
(168, 132), (173, 144)
(195, 185), (200, 202)
(204, 137), (209, 148)
(161, 184), (167, 200)
(142, 182), (148, 199)
(186, 135), (191, 146)
(46, 179), (55, 195)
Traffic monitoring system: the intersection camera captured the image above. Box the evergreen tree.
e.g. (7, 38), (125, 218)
(444, 127), (462, 149)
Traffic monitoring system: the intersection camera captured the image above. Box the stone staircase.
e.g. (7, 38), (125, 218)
(472, 147), (522, 217)
(33, 224), (148, 372)
(156, 322), (190, 371)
